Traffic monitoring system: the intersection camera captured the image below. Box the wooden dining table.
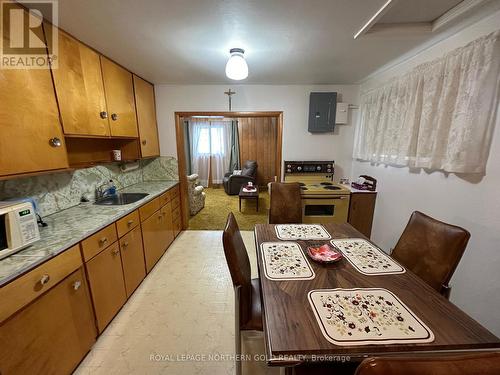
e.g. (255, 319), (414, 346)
(254, 223), (500, 371)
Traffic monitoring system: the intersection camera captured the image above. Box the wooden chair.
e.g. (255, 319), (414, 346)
(392, 211), (470, 298)
(269, 182), (302, 224)
(222, 212), (263, 375)
(354, 353), (500, 375)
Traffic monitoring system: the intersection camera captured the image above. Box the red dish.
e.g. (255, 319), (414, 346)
(307, 243), (343, 264)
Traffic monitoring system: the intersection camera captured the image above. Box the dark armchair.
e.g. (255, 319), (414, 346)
(223, 160), (258, 195)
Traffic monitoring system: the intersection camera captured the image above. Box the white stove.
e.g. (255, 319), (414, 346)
(283, 161), (350, 224)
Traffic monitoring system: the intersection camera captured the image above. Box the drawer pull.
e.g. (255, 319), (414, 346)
(99, 237), (108, 245)
(122, 241), (129, 248)
(40, 274), (50, 285)
(158, 214), (163, 220)
(72, 280), (82, 290)
(127, 220), (134, 226)
(112, 248), (120, 256)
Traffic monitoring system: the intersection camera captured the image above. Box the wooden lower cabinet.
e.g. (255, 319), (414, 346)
(0, 268), (96, 375)
(348, 192), (377, 238)
(120, 226), (146, 296)
(161, 202), (175, 249)
(86, 242), (127, 332)
(141, 210), (166, 272)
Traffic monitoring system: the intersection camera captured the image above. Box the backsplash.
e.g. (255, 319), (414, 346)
(0, 157), (178, 217)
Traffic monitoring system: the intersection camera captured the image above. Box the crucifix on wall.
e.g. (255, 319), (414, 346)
(224, 88), (235, 111)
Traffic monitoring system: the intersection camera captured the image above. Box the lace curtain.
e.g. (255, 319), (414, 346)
(354, 30), (500, 174)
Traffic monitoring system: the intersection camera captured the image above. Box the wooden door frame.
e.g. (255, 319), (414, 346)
(175, 111), (283, 229)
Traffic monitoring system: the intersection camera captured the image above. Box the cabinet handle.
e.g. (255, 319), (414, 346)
(158, 214), (163, 220)
(40, 274), (50, 285)
(49, 137), (62, 148)
(112, 248), (120, 256)
(99, 237), (108, 245)
(127, 220), (134, 226)
(72, 280), (81, 290)
(100, 111), (108, 119)
(142, 140), (147, 145)
(111, 113), (118, 121)
(122, 241), (129, 248)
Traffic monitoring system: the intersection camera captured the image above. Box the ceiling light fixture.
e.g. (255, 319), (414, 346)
(225, 48), (248, 80)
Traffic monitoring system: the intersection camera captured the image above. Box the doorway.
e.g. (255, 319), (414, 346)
(175, 111), (283, 229)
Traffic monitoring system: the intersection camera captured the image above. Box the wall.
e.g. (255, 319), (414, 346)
(352, 10), (500, 335)
(155, 85), (359, 180)
(0, 157), (178, 217)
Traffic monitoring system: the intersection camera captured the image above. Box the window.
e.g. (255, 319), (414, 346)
(196, 124), (226, 156)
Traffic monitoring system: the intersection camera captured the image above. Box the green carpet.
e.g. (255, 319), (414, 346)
(188, 187), (269, 230)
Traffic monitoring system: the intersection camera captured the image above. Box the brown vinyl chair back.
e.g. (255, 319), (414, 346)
(222, 212), (252, 327)
(392, 211), (470, 297)
(269, 182), (302, 224)
(354, 353), (500, 375)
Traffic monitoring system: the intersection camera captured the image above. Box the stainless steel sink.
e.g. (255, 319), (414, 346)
(94, 193), (149, 206)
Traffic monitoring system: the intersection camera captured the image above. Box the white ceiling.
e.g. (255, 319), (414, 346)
(52, 0), (486, 84)
(380, 0), (463, 23)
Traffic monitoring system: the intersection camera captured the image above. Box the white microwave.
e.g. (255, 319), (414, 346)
(0, 201), (40, 260)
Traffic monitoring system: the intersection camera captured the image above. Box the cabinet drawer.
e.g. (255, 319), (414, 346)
(116, 210), (139, 237)
(139, 197), (160, 221)
(172, 205), (181, 222)
(170, 185), (180, 198)
(171, 195), (181, 210)
(81, 223), (118, 262)
(159, 191), (170, 207)
(0, 245), (82, 323)
(173, 219), (181, 238)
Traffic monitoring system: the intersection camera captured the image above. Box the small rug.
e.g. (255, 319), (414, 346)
(188, 187), (270, 230)
(308, 288), (434, 346)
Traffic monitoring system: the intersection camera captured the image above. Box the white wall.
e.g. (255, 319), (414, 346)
(352, 10), (500, 336)
(155, 85), (359, 180)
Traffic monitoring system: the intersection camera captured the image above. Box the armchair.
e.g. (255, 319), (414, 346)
(223, 160), (258, 195)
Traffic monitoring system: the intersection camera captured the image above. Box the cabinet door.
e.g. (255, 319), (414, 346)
(120, 226), (146, 296)
(50, 30), (110, 136)
(0, 6), (68, 176)
(348, 193), (377, 238)
(133, 75), (160, 158)
(100, 57), (138, 137)
(86, 242), (126, 332)
(141, 210), (165, 272)
(0, 268), (96, 375)
(161, 202), (174, 250)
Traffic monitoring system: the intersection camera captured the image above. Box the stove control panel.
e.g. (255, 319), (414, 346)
(284, 161), (334, 174)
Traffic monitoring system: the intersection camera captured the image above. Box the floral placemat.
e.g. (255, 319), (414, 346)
(308, 288), (434, 346)
(275, 224), (331, 240)
(330, 238), (405, 275)
(260, 242), (315, 281)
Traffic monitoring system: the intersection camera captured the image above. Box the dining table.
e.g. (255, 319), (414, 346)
(254, 222), (500, 372)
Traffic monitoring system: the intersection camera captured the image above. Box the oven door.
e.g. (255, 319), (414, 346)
(301, 195), (350, 224)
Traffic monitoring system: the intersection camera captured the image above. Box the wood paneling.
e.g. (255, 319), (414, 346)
(100, 57), (138, 137)
(50, 29), (109, 136)
(238, 117), (278, 186)
(0, 245), (82, 323)
(133, 75), (160, 157)
(255, 223), (500, 364)
(0, 268), (96, 375)
(86, 242), (127, 332)
(0, 4), (68, 177)
(119, 226), (146, 297)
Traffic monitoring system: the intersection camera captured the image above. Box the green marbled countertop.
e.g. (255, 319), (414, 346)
(0, 180), (179, 287)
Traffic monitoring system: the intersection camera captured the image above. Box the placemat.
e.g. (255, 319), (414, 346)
(260, 242), (315, 280)
(308, 288), (434, 346)
(275, 224), (331, 240)
(330, 238), (405, 275)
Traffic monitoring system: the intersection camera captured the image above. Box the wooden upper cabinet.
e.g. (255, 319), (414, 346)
(0, 7), (68, 177)
(100, 57), (138, 137)
(50, 30), (109, 136)
(133, 75), (160, 157)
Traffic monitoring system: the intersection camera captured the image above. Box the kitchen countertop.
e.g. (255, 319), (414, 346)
(343, 184), (377, 193)
(0, 180), (179, 287)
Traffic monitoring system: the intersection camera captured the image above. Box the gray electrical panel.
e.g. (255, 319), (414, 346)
(308, 92), (337, 133)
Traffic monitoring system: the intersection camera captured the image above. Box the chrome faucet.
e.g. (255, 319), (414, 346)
(96, 182), (111, 200)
